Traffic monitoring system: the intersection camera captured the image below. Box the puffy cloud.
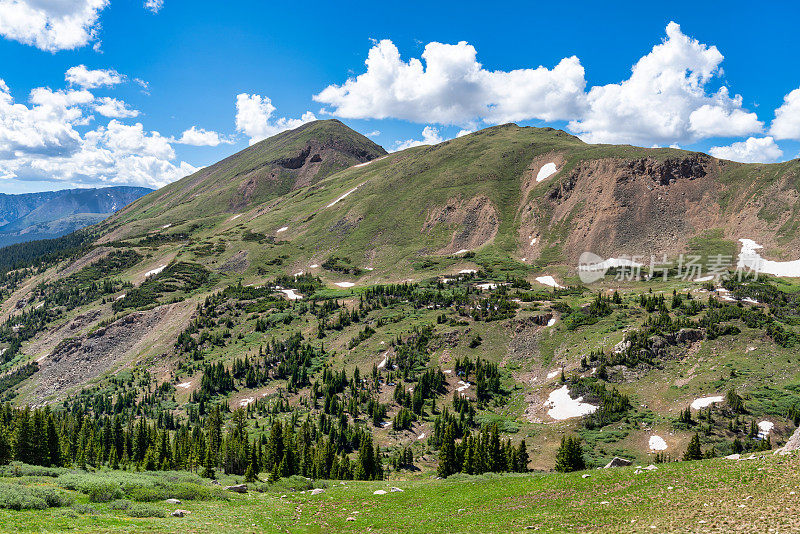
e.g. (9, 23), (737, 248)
(144, 0), (163, 14)
(709, 136), (783, 163)
(770, 88), (800, 140)
(568, 23), (762, 145)
(394, 126), (445, 151)
(66, 65), (124, 89)
(234, 93), (316, 145)
(314, 39), (586, 126)
(95, 97), (139, 118)
(318, 25), (765, 148)
(0, 0), (109, 52)
(176, 126), (228, 146)
(0, 79), (195, 188)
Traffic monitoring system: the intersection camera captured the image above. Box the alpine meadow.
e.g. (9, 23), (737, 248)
(1, 2), (800, 533)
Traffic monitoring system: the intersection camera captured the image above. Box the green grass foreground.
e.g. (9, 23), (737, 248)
(1, 453), (798, 533)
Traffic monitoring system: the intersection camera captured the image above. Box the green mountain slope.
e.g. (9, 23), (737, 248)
(0, 119), (798, 496)
(102, 119), (387, 240)
(96, 122), (797, 286)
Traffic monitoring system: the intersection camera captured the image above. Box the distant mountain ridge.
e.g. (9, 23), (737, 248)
(0, 186), (151, 246)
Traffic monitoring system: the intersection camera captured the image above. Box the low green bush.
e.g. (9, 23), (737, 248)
(0, 482), (72, 510)
(127, 503), (167, 518)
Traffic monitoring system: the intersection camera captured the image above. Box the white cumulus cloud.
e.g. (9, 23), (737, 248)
(568, 22), (762, 145)
(709, 136), (783, 163)
(144, 0), (163, 14)
(314, 39), (586, 126)
(394, 126), (445, 151)
(770, 88), (800, 140)
(0, 79), (195, 189)
(234, 93), (316, 145)
(95, 97), (139, 118)
(0, 0), (110, 52)
(66, 65), (124, 89)
(176, 126), (228, 147)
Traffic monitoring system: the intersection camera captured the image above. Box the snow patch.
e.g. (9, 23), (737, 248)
(758, 421), (774, 439)
(335, 282), (355, 288)
(738, 238), (800, 277)
(530, 237), (538, 245)
(229, 214), (243, 221)
(455, 249), (470, 255)
(279, 289), (302, 300)
(417, 433), (426, 440)
(327, 184), (363, 207)
(546, 370), (560, 380)
(459, 269), (477, 275)
(145, 265), (166, 278)
(309, 264), (319, 268)
(161, 224), (171, 229)
(543, 385), (598, 420)
(536, 162), (558, 182)
(695, 275), (714, 282)
(649, 435), (668, 451)
(377, 353), (388, 369)
(239, 397), (254, 407)
(691, 396), (723, 410)
(276, 226), (288, 233)
(536, 276), (563, 288)
(476, 283), (497, 290)
(547, 317), (557, 327)
(176, 382), (192, 389)
(353, 156), (387, 168)
(457, 381), (471, 393)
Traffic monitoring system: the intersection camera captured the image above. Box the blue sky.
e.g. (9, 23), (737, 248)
(0, 0), (799, 193)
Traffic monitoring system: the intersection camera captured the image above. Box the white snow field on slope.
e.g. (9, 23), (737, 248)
(536, 276), (563, 288)
(543, 385), (598, 420)
(737, 239), (800, 277)
(649, 435), (668, 451)
(691, 396), (723, 410)
(145, 265), (166, 277)
(536, 162), (558, 182)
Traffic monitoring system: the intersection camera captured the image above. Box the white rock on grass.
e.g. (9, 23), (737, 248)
(543, 385), (598, 420)
(373, 490), (387, 495)
(310, 488), (325, 495)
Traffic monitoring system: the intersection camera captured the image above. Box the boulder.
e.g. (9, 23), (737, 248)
(373, 490), (387, 495)
(165, 498), (181, 504)
(310, 488), (325, 495)
(225, 484), (248, 493)
(171, 509), (190, 517)
(603, 457), (633, 468)
(389, 487), (403, 492)
(780, 426), (800, 455)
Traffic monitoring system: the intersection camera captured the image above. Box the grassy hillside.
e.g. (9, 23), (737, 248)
(0, 453), (797, 533)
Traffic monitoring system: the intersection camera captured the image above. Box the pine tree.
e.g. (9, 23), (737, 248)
(437, 423), (458, 478)
(515, 440), (529, 472)
(683, 434), (703, 461)
(555, 436), (585, 472)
